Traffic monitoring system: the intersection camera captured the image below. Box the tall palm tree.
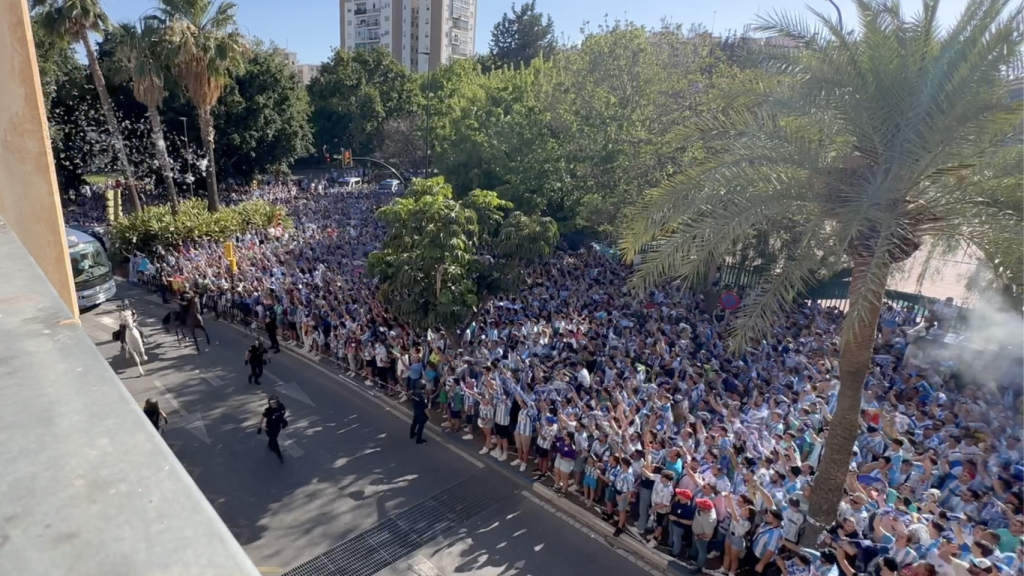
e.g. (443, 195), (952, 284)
(107, 20), (180, 215)
(32, 0), (143, 213)
(620, 0), (1022, 544)
(155, 0), (247, 212)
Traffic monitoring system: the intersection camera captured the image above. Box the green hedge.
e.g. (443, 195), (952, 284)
(110, 198), (294, 257)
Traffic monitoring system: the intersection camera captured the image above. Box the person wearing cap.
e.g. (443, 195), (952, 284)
(669, 489), (696, 558)
(257, 395), (288, 463)
(686, 498), (717, 571)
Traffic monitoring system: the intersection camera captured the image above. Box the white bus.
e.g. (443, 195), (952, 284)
(66, 227), (116, 308)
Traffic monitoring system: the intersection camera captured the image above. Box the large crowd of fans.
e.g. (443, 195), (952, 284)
(73, 179), (1023, 576)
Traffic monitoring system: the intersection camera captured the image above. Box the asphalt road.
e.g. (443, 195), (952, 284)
(80, 283), (651, 576)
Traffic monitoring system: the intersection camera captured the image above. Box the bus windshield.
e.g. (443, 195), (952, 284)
(69, 241), (112, 287)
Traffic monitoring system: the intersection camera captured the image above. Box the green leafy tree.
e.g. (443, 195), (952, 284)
(308, 47), (418, 157)
(155, 0), (248, 212)
(107, 19), (181, 214)
(464, 189), (513, 237)
(430, 24), (738, 239)
(369, 177), (557, 331)
(620, 0), (1023, 544)
(369, 177), (481, 330)
(489, 1), (558, 69)
(496, 210), (558, 262)
(212, 44), (314, 181)
(32, 13), (80, 116)
(32, 0), (143, 213)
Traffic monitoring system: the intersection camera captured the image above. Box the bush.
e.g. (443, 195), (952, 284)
(110, 199), (293, 256)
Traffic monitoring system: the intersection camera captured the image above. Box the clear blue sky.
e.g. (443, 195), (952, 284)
(99, 0), (971, 65)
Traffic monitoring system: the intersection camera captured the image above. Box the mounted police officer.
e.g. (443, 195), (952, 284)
(117, 299), (138, 352)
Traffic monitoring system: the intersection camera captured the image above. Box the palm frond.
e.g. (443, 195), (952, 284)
(729, 222), (836, 345)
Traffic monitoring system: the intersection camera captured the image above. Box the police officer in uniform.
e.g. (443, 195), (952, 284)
(409, 381), (429, 445)
(264, 307), (281, 353)
(246, 339), (269, 385)
(257, 395), (288, 462)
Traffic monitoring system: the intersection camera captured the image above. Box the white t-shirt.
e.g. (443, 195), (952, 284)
(651, 481), (674, 508)
(577, 368), (591, 389)
(730, 517), (751, 538)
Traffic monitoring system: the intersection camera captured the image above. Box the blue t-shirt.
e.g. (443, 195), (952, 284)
(663, 458), (684, 480)
(408, 362), (424, 380)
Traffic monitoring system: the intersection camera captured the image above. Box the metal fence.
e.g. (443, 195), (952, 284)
(718, 265), (973, 332)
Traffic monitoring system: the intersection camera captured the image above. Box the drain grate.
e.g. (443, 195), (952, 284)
(283, 475), (500, 576)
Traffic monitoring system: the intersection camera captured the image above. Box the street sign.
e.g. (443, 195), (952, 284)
(719, 290), (741, 311)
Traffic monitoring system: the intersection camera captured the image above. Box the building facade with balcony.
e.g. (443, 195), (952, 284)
(339, 0), (477, 72)
(273, 49), (321, 85)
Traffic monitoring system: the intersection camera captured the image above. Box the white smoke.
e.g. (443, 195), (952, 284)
(902, 292), (1023, 390)
(954, 296), (1024, 387)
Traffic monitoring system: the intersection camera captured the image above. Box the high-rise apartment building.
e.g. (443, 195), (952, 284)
(273, 49), (321, 85)
(339, 0), (477, 72)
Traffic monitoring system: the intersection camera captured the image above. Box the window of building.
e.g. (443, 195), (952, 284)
(384, 15), (389, 21)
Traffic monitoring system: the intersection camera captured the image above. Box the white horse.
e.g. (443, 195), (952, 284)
(120, 310), (148, 375)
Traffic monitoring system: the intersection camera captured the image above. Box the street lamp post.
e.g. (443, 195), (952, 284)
(825, 0), (843, 29)
(419, 51), (431, 173)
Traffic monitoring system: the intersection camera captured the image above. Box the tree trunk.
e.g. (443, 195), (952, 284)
(800, 255), (889, 546)
(702, 262), (720, 316)
(146, 108), (179, 216)
(197, 106), (220, 212)
(80, 32), (142, 214)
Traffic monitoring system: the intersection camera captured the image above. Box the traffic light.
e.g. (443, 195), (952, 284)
(223, 241), (234, 260)
(342, 149), (353, 168)
(104, 188), (122, 223)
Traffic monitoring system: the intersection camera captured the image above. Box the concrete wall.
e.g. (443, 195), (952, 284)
(0, 0), (78, 317)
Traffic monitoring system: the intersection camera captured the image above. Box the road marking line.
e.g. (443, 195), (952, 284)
(200, 372), (225, 387)
(153, 380), (182, 412)
(96, 315), (119, 328)
(83, 325), (111, 342)
(154, 380), (210, 444)
(275, 381), (315, 407)
(277, 431), (304, 457)
(220, 321), (484, 469)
